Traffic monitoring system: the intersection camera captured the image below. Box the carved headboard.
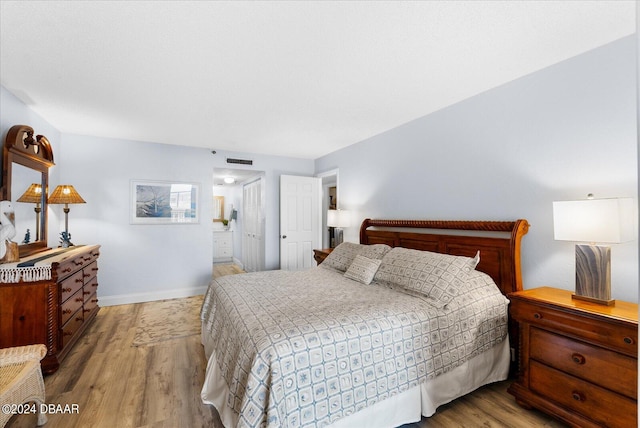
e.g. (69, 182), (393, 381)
(359, 219), (530, 297)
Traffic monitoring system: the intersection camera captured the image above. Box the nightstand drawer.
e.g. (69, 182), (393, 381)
(511, 300), (638, 357)
(530, 361), (637, 428)
(530, 327), (637, 399)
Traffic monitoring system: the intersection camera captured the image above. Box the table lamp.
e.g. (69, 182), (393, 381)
(327, 209), (351, 247)
(48, 185), (86, 247)
(553, 195), (635, 305)
(16, 183), (43, 241)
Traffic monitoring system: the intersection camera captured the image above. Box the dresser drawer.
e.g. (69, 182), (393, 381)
(60, 289), (84, 325)
(511, 300), (638, 357)
(84, 275), (99, 296)
(83, 261), (99, 282)
(530, 327), (637, 399)
(84, 292), (99, 315)
(61, 308), (84, 348)
(530, 361), (637, 428)
(60, 271), (85, 303)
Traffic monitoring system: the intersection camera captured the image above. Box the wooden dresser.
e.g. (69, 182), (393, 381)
(0, 245), (101, 373)
(508, 287), (638, 428)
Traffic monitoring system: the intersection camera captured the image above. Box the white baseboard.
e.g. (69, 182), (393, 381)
(99, 285), (209, 307)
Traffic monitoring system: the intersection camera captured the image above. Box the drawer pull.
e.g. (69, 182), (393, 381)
(533, 312), (542, 320)
(76, 278), (83, 283)
(571, 391), (585, 402)
(92, 267), (99, 272)
(83, 291), (91, 295)
(74, 260), (84, 266)
(63, 331), (74, 337)
(84, 273), (91, 278)
(84, 256), (92, 261)
(623, 336), (635, 345)
(91, 299), (99, 303)
(83, 308), (91, 313)
(62, 308), (72, 314)
(62, 287), (72, 293)
(571, 353), (585, 365)
(76, 297), (84, 302)
(75, 316), (83, 322)
(62, 267), (72, 273)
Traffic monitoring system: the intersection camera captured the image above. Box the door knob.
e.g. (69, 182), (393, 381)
(281, 235), (287, 239)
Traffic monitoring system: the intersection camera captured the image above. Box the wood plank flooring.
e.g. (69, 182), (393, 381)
(6, 264), (566, 428)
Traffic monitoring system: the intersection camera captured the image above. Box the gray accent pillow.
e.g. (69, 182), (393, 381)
(344, 255), (382, 285)
(374, 247), (480, 308)
(320, 242), (391, 272)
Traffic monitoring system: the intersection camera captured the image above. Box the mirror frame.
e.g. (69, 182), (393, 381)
(2, 125), (55, 257)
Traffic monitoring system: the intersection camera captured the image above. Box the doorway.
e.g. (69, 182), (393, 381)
(212, 168), (265, 271)
(316, 169), (339, 249)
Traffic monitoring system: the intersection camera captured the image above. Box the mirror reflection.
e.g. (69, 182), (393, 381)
(11, 164), (45, 244)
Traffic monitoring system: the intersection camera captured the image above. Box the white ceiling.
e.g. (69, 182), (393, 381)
(0, 1), (636, 159)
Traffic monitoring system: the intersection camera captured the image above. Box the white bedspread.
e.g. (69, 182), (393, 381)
(200, 267), (509, 428)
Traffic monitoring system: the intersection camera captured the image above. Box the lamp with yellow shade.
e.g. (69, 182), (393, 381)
(48, 185), (86, 247)
(16, 183), (43, 242)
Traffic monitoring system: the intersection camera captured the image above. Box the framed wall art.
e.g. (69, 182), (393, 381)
(131, 180), (199, 224)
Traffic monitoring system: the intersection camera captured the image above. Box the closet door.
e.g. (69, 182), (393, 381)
(242, 178), (265, 272)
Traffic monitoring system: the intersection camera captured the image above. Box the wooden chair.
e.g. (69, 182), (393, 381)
(0, 345), (47, 427)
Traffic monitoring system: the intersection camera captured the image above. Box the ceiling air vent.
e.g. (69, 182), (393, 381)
(227, 158), (253, 165)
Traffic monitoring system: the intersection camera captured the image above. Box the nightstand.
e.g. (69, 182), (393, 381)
(507, 287), (638, 428)
(313, 248), (333, 265)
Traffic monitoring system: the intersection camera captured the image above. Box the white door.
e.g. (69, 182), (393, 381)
(242, 178), (265, 272)
(280, 175), (321, 270)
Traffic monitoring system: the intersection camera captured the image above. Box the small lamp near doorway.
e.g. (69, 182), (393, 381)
(327, 209), (351, 247)
(553, 194), (635, 306)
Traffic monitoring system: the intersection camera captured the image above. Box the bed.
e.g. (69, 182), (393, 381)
(201, 218), (529, 427)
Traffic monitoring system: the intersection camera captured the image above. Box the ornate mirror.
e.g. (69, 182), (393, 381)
(2, 125), (54, 257)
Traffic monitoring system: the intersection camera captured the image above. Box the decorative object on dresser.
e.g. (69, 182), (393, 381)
(312, 247), (333, 265)
(507, 287), (638, 428)
(0, 245), (101, 374)
(553, 195), (635, 305)
(0, 201), (18, 263)
(48, 184), (86, 248)
(1, 125), (54, 258)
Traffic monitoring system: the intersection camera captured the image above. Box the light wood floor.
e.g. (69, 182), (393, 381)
(7, 264), (566, 428)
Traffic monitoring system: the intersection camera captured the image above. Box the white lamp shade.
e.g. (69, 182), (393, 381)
(553, 197), (636, 243)
(327, 210), (351, 228)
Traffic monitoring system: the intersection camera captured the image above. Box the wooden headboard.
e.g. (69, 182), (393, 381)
(359, 219), (530, 297)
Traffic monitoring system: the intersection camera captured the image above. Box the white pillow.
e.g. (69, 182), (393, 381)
(344, 255), (382, 285)
(321, 242), (391, 272)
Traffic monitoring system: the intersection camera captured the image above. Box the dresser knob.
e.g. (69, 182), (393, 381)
(623, 336), (635, 345)
(571, 353), (585, 365)
(571, 391), (585, 402)
(533, 313), (542, 320)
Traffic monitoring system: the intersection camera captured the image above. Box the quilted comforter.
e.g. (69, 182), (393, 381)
(200, 267), (509, 427)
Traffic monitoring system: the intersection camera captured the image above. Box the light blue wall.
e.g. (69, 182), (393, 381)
(316, 36), (639, 303)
